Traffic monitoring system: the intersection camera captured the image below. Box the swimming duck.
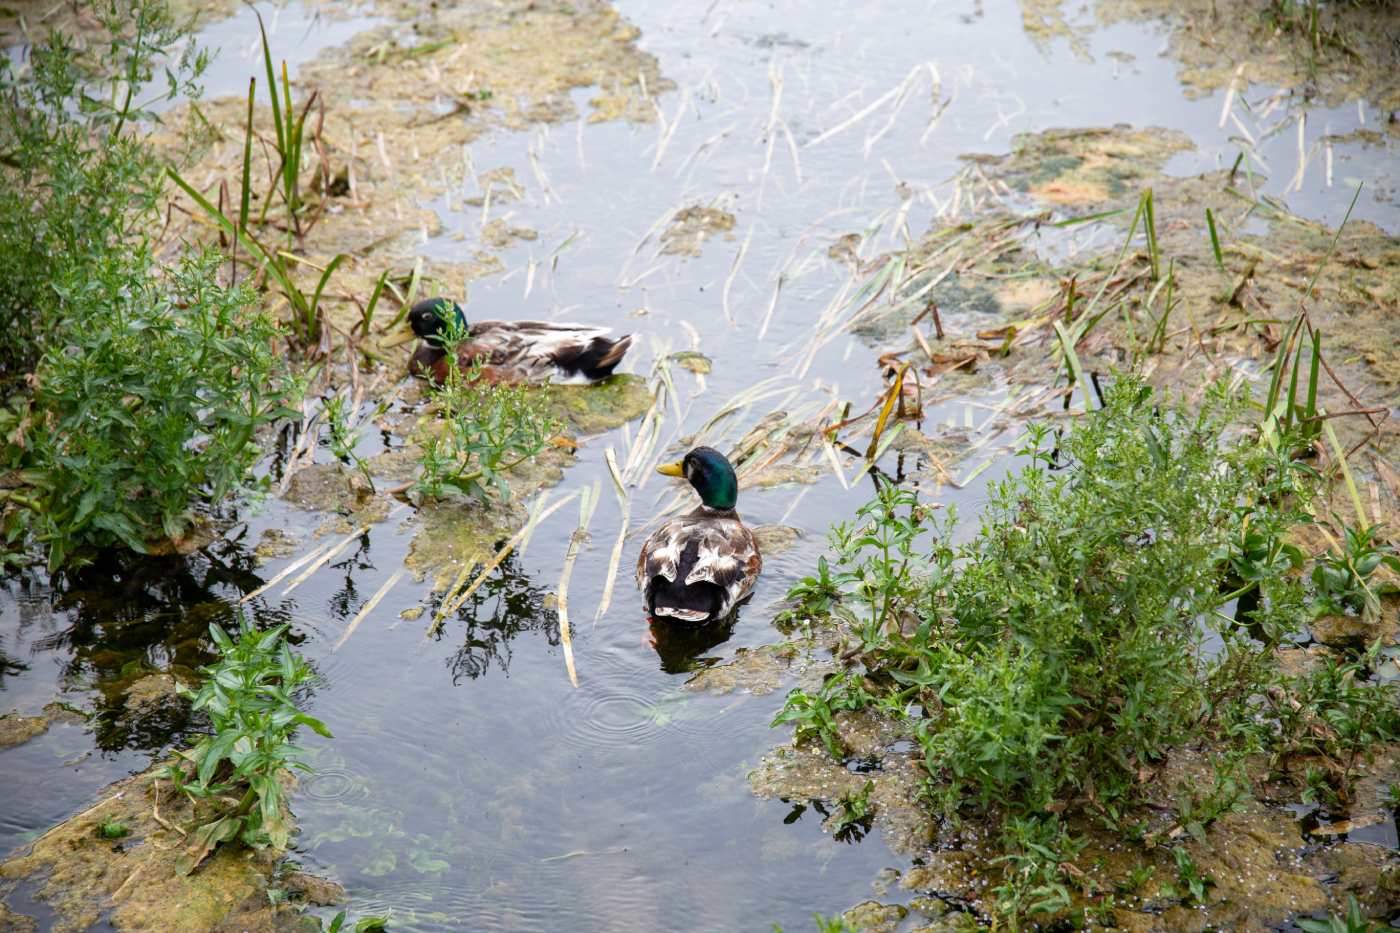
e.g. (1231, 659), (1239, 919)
(637, 447), (762, 623)
(385, 298), (633, 385)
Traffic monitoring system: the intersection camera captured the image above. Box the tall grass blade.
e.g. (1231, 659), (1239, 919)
(1053, 321), (1088, 404)
(239, 77), (255, 234)
(1142, 188), (1160, 281)
(1205, 208), (1223, 271)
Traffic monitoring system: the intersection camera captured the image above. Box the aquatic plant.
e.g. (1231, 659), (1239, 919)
(414, 358), (561, 502)
(164, 617), (330, 874)
(771, 374), (1400, 924)
(1296, 896), (1381, 933)
(1308, 522), (1399, 622)
(0, 0), (296, 570)
(325, 910), (389, 932)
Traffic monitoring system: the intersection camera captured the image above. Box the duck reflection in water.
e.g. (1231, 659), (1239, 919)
(647, 613), (739, 674)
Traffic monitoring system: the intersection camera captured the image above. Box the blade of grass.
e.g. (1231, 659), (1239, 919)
(238, 77), (255, 234)
(1205, 208), (1224, 271)
(1053, 321), (1089, 405)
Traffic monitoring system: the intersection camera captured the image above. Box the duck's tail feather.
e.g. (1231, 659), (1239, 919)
(558, 334), (633, 381)
(651, 606), (712, 623)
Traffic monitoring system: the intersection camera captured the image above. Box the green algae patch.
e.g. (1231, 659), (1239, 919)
(668, 350), (713, 375)
(0, 765), (315, 932)
(684, 645), (795, 696)
(750, 709), (935, 856)
(402, 492), (534, 591)
(541, 374), (653, 436)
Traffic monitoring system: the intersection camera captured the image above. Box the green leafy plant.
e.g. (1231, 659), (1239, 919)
(1310, 522), (1399, 621)
(830, 780), (874, 843)
(0, 0), (295, 570)
(164, 617), (331, 874)
(811, 914), (854, 933)
(324, 394), (377, 492)
(326, 911), (390, 932)
(0, 253), (292, 569)
(413, 360), (560, 503)
(990, 815), (1077, 924)
(769, 376), (1386, 925)
(1165, 846), (1213, 905)
(1296, 896), (1379, 933)
(770, 671), (870, 760)
(1171, 760), (1245, 845)
(0, 0), (206, 377)
(1269, 644), (1400, 803)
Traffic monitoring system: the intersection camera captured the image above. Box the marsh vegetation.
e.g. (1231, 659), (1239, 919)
(1, 0), (1397, 929)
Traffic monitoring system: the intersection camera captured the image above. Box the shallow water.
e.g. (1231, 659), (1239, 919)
(2, 0), (1397, 929)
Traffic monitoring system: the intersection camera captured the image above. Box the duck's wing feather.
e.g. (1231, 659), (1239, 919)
(637, 510), (762, 620)
(467, 321), (628, 382)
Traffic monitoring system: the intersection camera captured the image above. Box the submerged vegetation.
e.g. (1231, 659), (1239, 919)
(773, 375), (1400, 926)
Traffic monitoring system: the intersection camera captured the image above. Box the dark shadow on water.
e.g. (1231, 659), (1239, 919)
(424, 550), (558, 684)
(6, 544), (298, 754)
(647, 615), (737, 674)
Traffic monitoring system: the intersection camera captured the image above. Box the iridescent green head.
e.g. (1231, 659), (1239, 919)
(657, 446), (738, 510)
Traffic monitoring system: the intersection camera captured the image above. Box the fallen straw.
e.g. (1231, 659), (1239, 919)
(593, 449), (631, 625)
(283, 504), (407, 595)
(556, 482), (600, 687)
(240, 540), (332, 604)
(334, 569), (405, 651)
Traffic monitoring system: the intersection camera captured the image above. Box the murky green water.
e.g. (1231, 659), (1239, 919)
(2, 0), (1396, 929)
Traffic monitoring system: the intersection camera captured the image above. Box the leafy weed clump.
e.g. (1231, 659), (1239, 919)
(772, 375), (1400, 924)
(163, 617), (330, 874)
(0, 0), (294, 570)
(413, 341), (560, 502)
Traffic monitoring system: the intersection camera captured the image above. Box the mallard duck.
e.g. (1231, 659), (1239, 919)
(385, 298), (633, 385)
(637, 447), (762, 623)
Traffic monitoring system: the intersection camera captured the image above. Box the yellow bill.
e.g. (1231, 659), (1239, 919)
(656, 461), (685, 477)
(382, 329), (417, 348)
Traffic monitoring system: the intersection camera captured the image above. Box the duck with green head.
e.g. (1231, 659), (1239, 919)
(384, 297), (633, 385)
(636, 447), (762, 623)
